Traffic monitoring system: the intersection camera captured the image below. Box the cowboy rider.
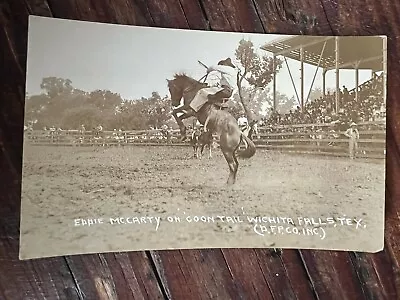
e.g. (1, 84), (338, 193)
(189, 57), (237, 114)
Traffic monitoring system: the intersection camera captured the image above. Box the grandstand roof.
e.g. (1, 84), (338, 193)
(261, 35), (385, 71)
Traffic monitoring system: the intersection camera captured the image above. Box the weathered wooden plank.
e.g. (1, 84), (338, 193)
(118, 252), (167, 299)
(134, 0), (190, 29)
(299, 251), (366, 299)
(152, 249), (253, 299)
(199, 0), (264, 33)
(220, 249), (277, 299)
(349, 252), (388, 299)
(0, 238), (82, 300)
(0, 1), (29, 174)
(383, 134), (400, 297)
(24, 0), (53, 17)
(339, 0), (400, 36)
(64, 255), (119, 300)
(277, 250), (317, 299)
(0, 90), (24, 174)
(64, 252), (165, 300)
(177, 0), (210, 30)
(350, 250), (398, 299)
(251, 0), (332, 34)
(45, 0), (147, 26)
(1, 1), (29, 76)
(338, 1), (400, 299)
(221, 248), (298, 299)
(317, 0), (338, 34)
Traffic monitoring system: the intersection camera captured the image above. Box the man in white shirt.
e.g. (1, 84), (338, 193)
(189, 58), (238, 113)
(237, 114), (249, 131)
(343, 122), (360, 159)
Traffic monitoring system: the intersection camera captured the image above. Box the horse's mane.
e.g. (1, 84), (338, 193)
(172, 72), (202, 85)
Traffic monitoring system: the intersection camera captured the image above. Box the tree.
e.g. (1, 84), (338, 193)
(40, 77), (73, 98)
(276, 92), (297, 114)
(232, 86), (272, 117)
(61, 105), (102, 129)
(234, 39), (283, 122)
(113, 100), (147, 130)
(27, 77), (173, 130)
(142, 92), (171, 129)
(107, 92), (173, 130)
(87, 90), (123, 111)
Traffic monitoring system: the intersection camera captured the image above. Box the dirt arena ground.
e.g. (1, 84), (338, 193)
(20, 144), (385, 259)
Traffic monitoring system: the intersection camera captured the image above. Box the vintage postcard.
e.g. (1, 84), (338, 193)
(20, 15), (387, 259)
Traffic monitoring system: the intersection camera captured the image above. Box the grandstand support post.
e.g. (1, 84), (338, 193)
(300, 47), (304, 110)
(355, 62), (359, 102)
(322, 69), (327, 97)
(305, 41), (327, 105)
(383, 36), (387, 103)
(284, 57), (301, 108)
(335, 36), (340, 113)
(273, 55), (277, 110)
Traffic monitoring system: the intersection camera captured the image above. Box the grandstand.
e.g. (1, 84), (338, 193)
(260, 36), (387, 126)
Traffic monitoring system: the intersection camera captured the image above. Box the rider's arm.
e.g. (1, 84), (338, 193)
(207, 65), (232, 75)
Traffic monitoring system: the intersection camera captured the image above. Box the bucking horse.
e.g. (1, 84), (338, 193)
(167, 73), (256, 185)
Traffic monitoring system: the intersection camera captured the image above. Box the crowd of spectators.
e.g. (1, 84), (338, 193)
(262, 72), (385, 129)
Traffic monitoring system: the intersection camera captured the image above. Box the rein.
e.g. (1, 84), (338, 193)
(198, 73), (208, 83)
(174, 60), (210, 100)
(197, 60), (210, 83)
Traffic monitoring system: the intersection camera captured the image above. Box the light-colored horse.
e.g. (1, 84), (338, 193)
(167, 73), (256, 185)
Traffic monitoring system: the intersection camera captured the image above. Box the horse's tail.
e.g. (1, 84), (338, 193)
(237, 133), (256, 159)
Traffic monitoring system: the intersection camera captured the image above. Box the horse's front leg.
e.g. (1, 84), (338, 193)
(172, 106), (195, 141)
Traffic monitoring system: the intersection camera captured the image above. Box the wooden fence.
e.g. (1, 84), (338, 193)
(24, 121), (386, 159)
(253, 120), (385, 159)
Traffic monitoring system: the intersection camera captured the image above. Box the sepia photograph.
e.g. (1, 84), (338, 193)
(20, 16), (386, 260)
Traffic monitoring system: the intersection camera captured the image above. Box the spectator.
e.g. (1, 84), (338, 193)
(343, 122), (360, 159)
(237, 114), (249, 131)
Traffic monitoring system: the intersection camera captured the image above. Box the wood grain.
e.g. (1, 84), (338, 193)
(0, 0), (398, 299)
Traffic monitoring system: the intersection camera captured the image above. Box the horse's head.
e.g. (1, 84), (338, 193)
(167, 73), (207, 107)
(167, 77), (184, 107)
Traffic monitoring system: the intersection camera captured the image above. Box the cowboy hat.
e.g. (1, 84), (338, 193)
(218, 58), (235, 68)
